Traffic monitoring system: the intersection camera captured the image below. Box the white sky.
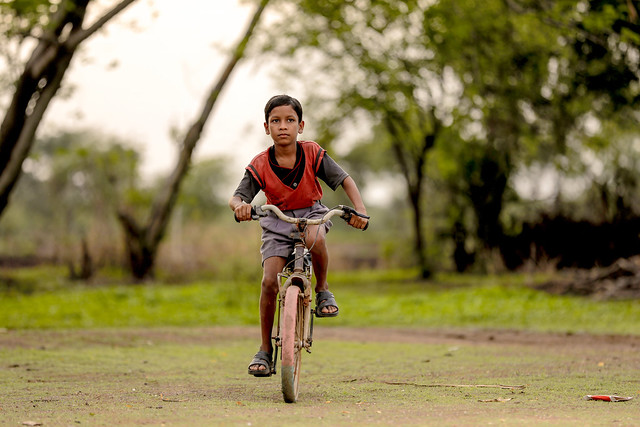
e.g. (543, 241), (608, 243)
(45, 0), (280, 180)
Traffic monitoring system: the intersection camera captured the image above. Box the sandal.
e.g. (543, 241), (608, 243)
(315, 290), (339, 318)
(247, 350), (273, 377)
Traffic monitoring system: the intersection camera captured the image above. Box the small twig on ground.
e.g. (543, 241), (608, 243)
(478, 397), (514, 402)
(160, 393), (188, 402)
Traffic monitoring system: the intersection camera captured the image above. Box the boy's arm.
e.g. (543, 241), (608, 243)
(341, 176), (369, 229)
(229, 170), (260, 221)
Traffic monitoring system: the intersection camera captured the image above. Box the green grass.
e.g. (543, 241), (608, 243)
(1, 266), (639, 334)
(338, 276), (640, 335)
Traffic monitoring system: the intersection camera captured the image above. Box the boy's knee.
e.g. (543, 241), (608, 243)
(307, 232), (326, 249)
(309, 236), (327, 253)
(261, 275), (279, 294)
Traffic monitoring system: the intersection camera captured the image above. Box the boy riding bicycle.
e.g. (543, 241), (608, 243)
(229, 94), (368, 376)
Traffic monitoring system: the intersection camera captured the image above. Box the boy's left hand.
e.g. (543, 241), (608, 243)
(348, 214), (369, 230)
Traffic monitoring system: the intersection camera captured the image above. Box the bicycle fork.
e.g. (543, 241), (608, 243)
(274, 274), (314, 354)
(274, 240), (314, 361)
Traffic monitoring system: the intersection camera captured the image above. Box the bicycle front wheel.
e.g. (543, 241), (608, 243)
(281, 285), (304, 403)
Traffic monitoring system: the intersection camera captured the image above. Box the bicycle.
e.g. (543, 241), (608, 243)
(239, 204), (369, 403)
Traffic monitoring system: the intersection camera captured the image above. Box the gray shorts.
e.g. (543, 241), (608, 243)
(259, 202), (332, 263)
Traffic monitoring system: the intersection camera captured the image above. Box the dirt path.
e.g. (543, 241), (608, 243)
(2, 326), (639, 351)
(2, 326), (639, 426)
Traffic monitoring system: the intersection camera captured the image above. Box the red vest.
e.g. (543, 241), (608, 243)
(247, 141), (325, 210)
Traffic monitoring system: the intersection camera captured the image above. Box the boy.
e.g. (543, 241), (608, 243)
(229, 94), (368, 376)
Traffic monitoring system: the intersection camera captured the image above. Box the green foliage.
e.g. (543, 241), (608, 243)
(1, 267), (639, 335)
(0, 0), (55, 37)
(531, 0), (640, 110)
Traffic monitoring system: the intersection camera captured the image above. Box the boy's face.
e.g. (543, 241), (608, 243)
(264, 105), (304, 147)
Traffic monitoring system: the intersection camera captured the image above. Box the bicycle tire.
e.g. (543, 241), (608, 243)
(281, 285), (303, 403)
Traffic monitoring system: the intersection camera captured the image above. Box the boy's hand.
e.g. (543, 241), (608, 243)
(234, 203), (253, 222)
(348, 214), (369, 230)
(346, 206), (369, 230)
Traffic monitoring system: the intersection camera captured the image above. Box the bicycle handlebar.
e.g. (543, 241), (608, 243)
(235, 204), (369, 230)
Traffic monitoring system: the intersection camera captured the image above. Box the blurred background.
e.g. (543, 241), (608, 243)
(2, 0), (640, 287)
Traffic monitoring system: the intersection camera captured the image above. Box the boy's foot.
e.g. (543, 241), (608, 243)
(315, 290), (339, 317)
(248, 350), (273, 377)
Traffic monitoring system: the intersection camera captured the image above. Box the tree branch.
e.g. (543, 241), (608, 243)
(66, 0), (138, 49)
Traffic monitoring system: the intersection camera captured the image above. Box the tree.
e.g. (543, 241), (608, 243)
(0, 0), (138, 219)
(419, 0), (567, 262)
(116, 0), (270, 280)
(426, 0), (640, 270)
(507, 0), (640, 219)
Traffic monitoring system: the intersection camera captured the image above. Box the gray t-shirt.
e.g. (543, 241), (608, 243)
(233, 150), (349, 203)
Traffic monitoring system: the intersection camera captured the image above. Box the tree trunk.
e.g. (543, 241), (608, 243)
(468, 153), (508, 249)
(68, 237), (94, 280)
(118, 211), (156, 280)
(408, 184), (430, 279)
(386, 113), (439, 279)
(0, 0), (138, 219)
(116, 0), (270, 280)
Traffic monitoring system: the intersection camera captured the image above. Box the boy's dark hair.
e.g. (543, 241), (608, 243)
(264, 94), (303, 123)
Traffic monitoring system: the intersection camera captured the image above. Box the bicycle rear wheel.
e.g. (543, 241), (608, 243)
(281, 285), (304, 403)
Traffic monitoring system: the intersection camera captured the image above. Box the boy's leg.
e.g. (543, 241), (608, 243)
(250, 256), (286, 373)
(306, 225), (337, 315)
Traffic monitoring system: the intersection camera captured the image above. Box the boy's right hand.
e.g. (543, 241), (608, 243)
(234, 203), (253, 222)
